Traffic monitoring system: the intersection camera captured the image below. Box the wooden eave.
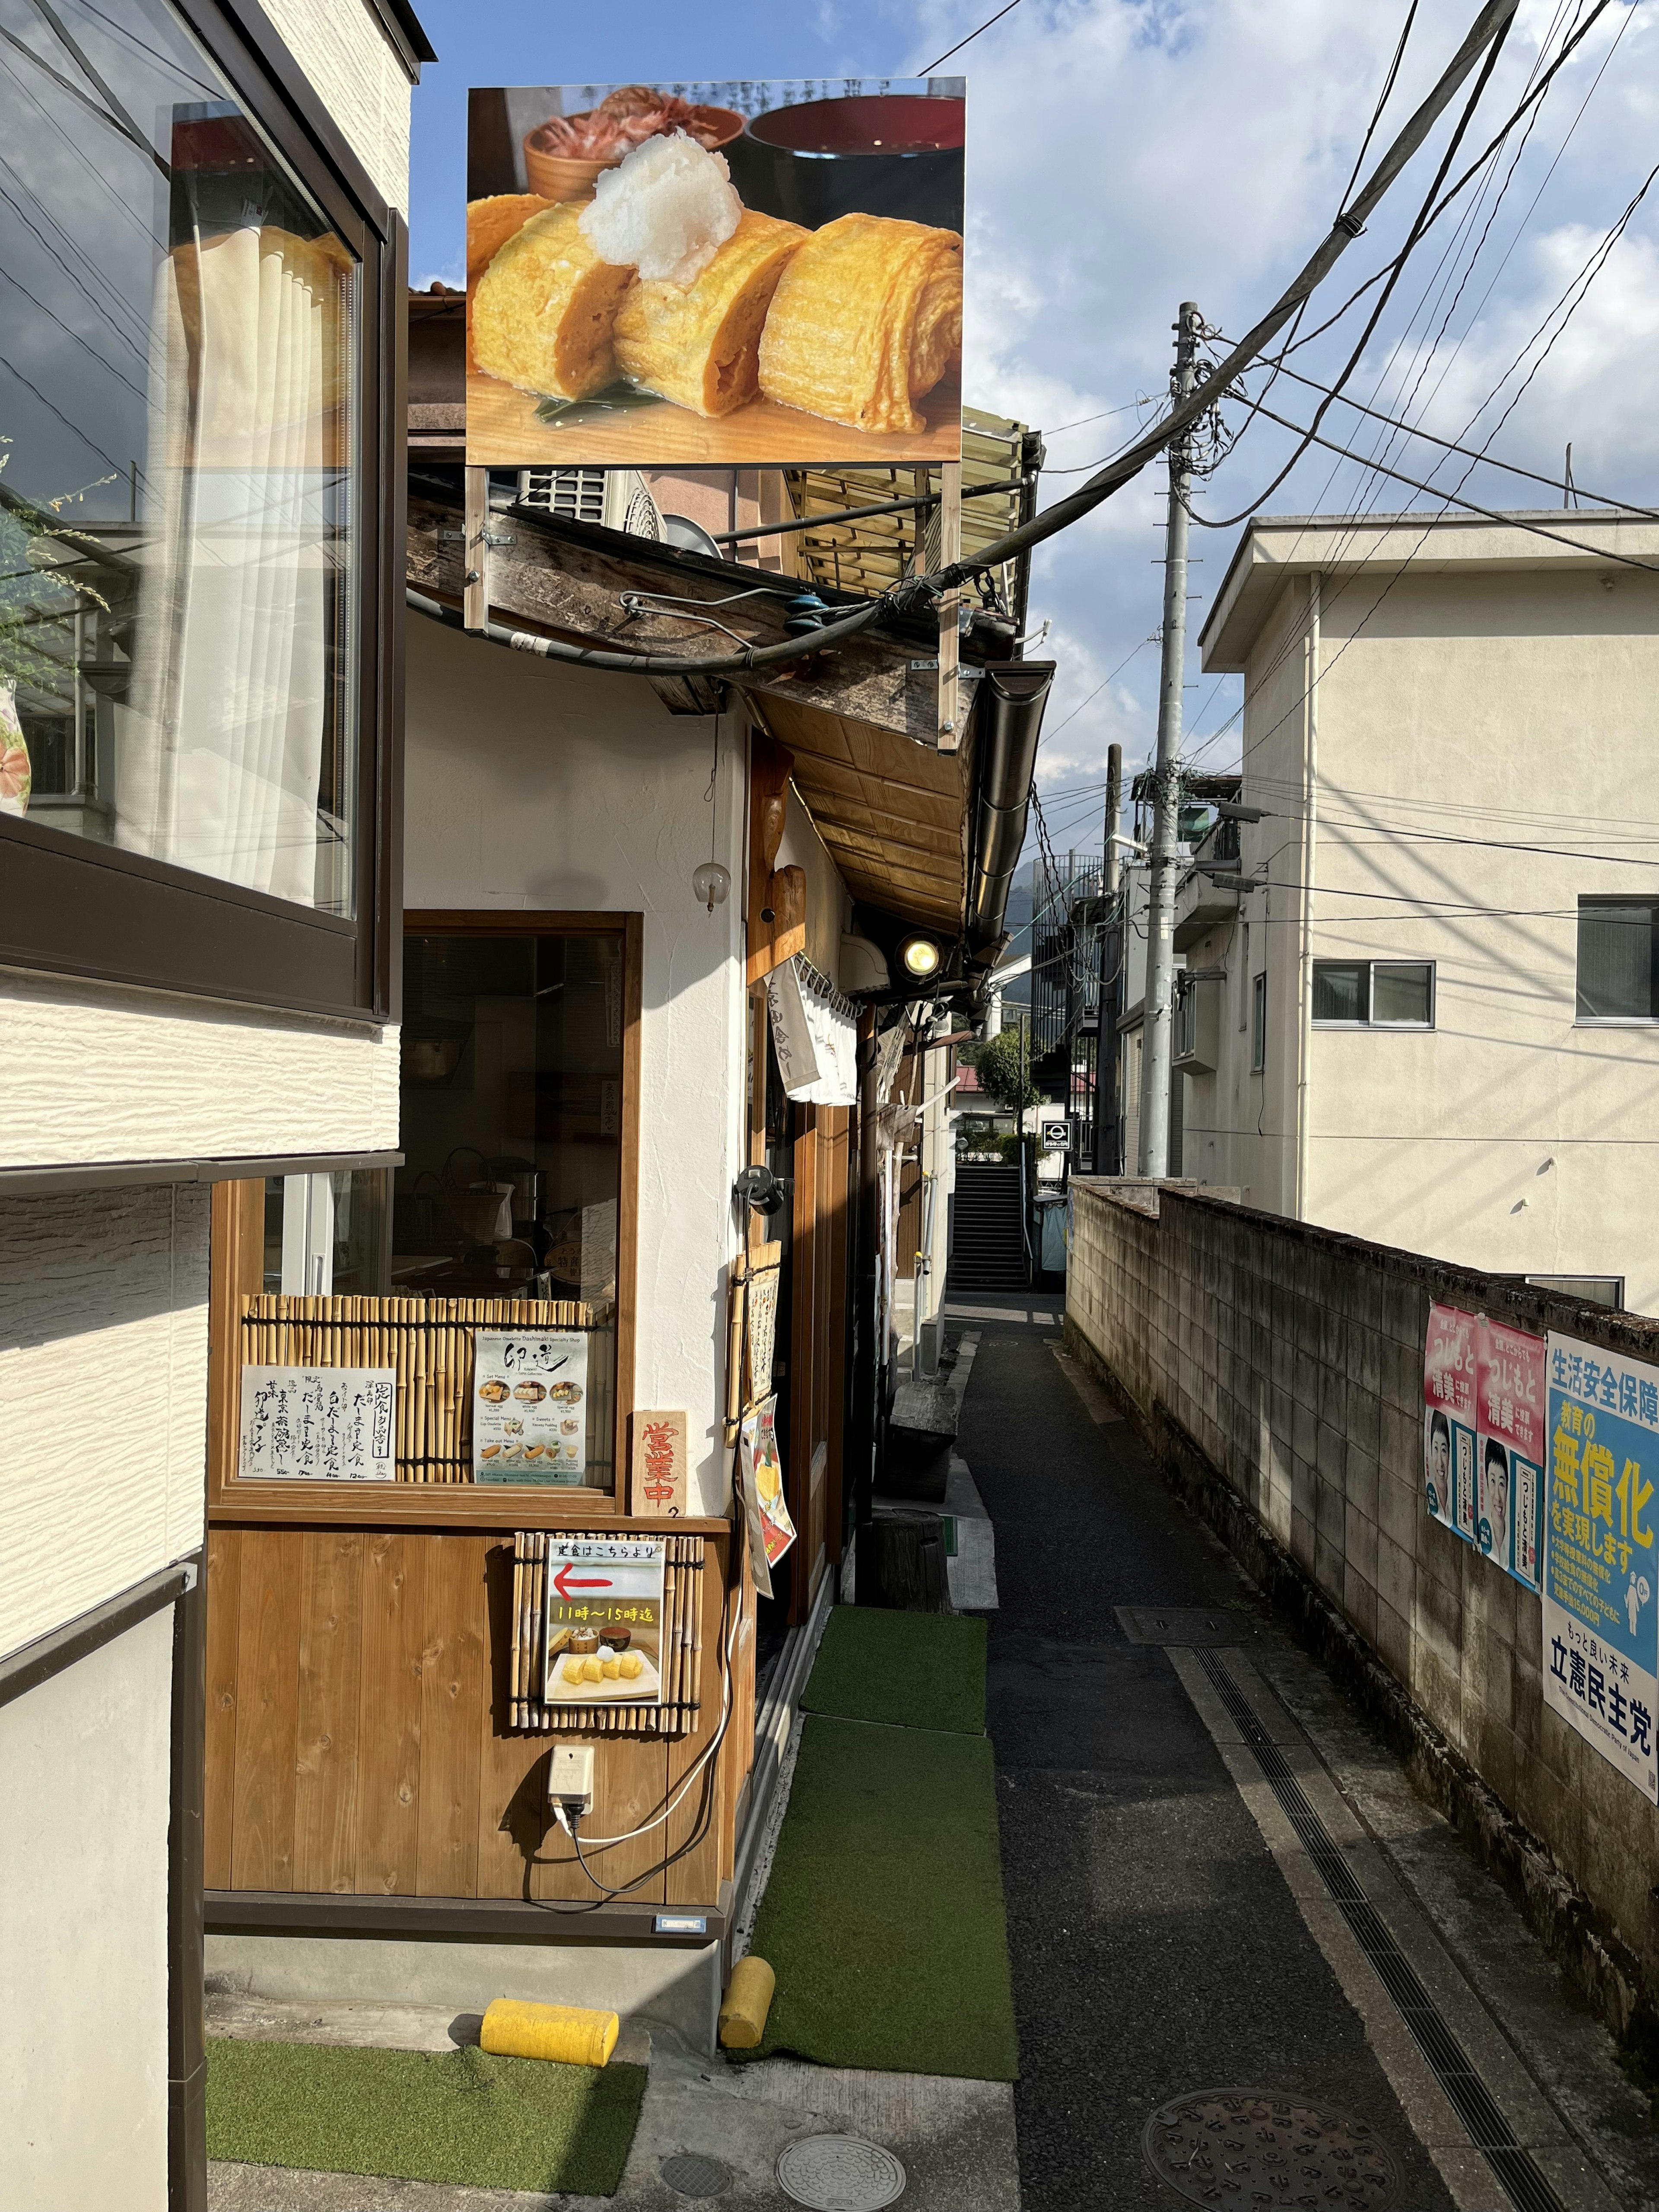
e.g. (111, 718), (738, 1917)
(406, 486), (983, 937)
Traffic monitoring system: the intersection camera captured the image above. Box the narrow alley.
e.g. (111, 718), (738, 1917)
(952, 1299), (1659, 2212)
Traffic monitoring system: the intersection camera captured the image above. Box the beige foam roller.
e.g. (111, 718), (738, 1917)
(758, 212), (963, 435)
(471, 203), (635, 401)
(613, 210), (806, 418)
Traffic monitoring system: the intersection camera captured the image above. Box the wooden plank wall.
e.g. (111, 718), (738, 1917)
(207, 1523), (737, 1904)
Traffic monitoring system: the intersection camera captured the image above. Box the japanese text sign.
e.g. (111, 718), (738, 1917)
(1423, 1304), (1477, 1541)
(1545, 1332), (1659, 1802)
(629, 1408), (688, 1516)
(1480, 1320), (1545, 1589)
(737, 1394), (796, 1601)
(238, 1367), (395, 1481)
(473, 1330), (588, 1484)
(542, 1536), (665, 1707)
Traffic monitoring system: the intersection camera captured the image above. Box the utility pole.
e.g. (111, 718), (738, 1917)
(1138, 302), (1202, 1176)
(1093, 742), (1123, 1175)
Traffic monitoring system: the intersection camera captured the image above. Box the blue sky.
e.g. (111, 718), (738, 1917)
(409, 2), (1659, 861)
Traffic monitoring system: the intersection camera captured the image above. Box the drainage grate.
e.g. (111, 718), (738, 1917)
(1194, 1650), (1569, 2212)
(1144, 2088), (1396, 2208)
(1117, 1604), (1253, 1647)
(660, 2151), (733, 2198)
(775, 2133), (906, 2210)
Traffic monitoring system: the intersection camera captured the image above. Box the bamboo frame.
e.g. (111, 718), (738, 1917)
(509, 1529), (706, 1737)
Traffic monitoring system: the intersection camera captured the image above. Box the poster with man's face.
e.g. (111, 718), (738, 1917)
(1424, 1303), (1477, 1538)
(1479, 1319), (1545, 1587)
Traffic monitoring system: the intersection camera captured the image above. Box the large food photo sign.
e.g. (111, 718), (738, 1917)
(465, 78), (964, 465)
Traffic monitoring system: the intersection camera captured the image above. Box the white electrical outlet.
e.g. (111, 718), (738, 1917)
(548, 1744), (595, 1815)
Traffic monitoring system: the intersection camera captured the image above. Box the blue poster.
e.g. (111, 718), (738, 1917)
(1545, 1333), (1659, 1803)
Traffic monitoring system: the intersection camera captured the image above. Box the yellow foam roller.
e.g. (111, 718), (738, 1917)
(480, 1997), (619, 2067)
(718, 1955), (775, 2050)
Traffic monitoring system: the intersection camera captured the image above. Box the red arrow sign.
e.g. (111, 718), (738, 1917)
(553, 1561), (613, 1601)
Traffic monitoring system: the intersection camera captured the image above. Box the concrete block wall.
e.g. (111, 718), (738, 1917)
(1068, 1177), (1659, 2032)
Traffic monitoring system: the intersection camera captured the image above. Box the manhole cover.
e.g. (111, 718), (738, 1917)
(1117, 1605), (1252, 1647)
(660, 2151), (732, 2197)
(775, 2133), (906, 2211)
(1144, 2089), (1396, 2209)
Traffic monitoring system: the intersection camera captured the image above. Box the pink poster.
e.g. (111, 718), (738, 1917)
(1424, 1303), (1478, 1541)
(1478, 1319), (1546, 1589)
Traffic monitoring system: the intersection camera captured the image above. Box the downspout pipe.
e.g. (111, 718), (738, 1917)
(1294, 573), (1321, 1218)
(966, 661), (1056, 963)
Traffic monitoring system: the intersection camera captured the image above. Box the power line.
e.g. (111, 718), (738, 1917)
(917, 0), (1022, 75)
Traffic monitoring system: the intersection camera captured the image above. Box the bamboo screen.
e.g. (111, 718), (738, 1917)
(510, 1532), (706, 1737)
(237, 1294), (610, 1485)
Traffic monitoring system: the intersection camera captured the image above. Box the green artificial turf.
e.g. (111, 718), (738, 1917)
(801, 1604), (988, 1735)
(747, 1712), (1018, 2080)
(206, 2038), (646, 2196)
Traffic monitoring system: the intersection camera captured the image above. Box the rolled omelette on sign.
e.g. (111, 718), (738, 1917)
(471, 202), (636, 401)
(613, 209), (807, 418)
(758, 212), (963, 435)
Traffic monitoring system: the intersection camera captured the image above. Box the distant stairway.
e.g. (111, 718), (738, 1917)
(947, 1164), (1028, 1293)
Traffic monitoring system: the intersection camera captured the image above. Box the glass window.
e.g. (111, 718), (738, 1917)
(1526, 1274), (1624, 1311)
(1313, 960), (1434, 1028)
(394, 929), (628, 1492)
(1373, 963), (1433, 1025)
(0, 0), (359, 911)
(1577, 900), (1659, 1020)
(1312, 962), (1368, 1023)
(1251, 972), (1267, 1073)
(263, 1170), (389, 1295)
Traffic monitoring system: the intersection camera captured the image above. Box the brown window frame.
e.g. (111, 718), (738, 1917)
(0, 0), (407, 1028)
(208, 912), (643, 1526)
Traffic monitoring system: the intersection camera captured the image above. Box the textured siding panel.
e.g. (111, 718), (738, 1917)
(0, 974), (398, 1169)
(0, 1185), (210, 1657)
(262, 0), (413, 212)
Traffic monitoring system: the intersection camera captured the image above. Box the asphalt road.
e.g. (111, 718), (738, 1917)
(957, 1310), (1459, 2212)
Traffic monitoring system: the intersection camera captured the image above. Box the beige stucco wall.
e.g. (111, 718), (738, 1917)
(1190, 545), (1659, 1311)
(262, 0), (415, 211)
(403, 617), (760, 1515)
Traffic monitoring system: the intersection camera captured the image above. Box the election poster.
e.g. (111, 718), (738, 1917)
(1477, 1320), (1546, 1589)
(1423, 1303), (1477, 1540)
(1545, 1333), (1659, 1802)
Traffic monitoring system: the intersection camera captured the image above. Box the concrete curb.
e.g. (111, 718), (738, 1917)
(1061, 1315), (1659, 2075)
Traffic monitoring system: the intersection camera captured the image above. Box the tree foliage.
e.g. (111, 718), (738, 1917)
(972, 1027), (1041, 1113)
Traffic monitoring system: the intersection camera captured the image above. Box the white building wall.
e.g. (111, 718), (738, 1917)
(403, 617), (752, 1515)
(1194, 536), (1659, 1311)
(263, 0), (415, 212)
(0, 1609), (173, 2212)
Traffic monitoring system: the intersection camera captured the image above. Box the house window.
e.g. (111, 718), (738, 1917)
(1312, 961), (1434, 1028)
(392, 917), (643, 1495)
(1251, 973), (1267, 1073)
(0, 0), (398, 1019)
(1528, 1274), (1624, 1311)
(1577, 900), (1659, 1021)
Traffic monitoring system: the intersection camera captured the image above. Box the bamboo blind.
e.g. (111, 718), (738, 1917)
(237, 1294), (604, 1484)
(509, 1531), (706, 1737)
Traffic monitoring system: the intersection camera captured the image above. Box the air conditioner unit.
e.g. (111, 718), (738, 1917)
(516, 467), (664, 543)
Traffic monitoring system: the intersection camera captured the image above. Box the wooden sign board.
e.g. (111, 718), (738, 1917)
(629, 1408), (689, 1517)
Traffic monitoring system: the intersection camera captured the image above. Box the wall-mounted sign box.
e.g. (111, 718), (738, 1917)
(238, 1367), (397, 1481)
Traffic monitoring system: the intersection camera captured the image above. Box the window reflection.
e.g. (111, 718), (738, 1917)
(0, 0), (358, 911)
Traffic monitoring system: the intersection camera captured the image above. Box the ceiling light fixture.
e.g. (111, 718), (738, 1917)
(899, 934), (941, 979)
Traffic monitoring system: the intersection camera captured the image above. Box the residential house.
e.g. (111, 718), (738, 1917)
(1178, 508), (1659, 1311)
(0, 2), (426, 2206)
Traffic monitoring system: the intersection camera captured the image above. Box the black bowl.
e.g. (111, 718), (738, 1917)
(726, 93), (965, 232)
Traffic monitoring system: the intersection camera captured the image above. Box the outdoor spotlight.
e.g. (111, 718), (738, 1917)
(692, 861), (731, 913)
(899, 934), (941, 979)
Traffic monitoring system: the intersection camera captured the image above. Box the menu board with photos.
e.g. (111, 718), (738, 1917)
(472, 1328), (589, 1484)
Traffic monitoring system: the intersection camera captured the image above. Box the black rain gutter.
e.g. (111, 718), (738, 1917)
(966, 661), (1055, 960)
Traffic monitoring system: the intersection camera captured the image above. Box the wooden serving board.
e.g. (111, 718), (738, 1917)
(544, 1648), (664, 1705)
(466, 366), (962, 469)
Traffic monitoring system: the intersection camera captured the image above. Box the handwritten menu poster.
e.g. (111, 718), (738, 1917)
(238, 1367), (396, 1481)
(473, 1329), (588, 1484)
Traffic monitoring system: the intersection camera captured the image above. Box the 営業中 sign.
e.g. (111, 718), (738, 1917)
(238, 1366), (395, 1481)
(629, 1408), (688, 1516)
(1545, 1332), (1659, 1802)
(473, 1329), (588, 1484)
